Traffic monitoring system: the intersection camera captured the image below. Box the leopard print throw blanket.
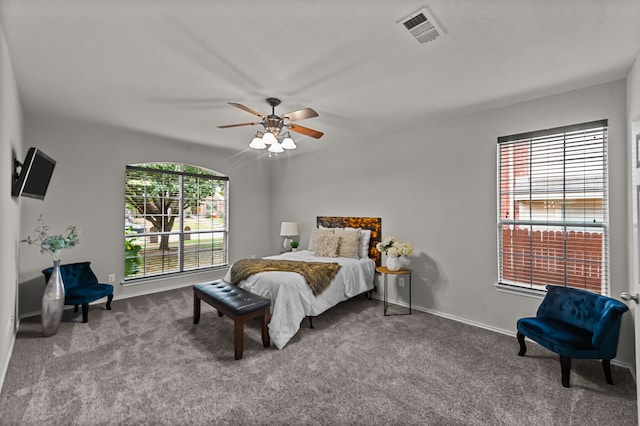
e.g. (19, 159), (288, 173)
(229, 259), (341, 296)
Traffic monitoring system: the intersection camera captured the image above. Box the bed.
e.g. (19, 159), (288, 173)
(223, 216), (381, 349)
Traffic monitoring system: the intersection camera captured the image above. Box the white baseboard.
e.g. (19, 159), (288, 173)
(0, 320), (17, 395)
(18, 278), (217, 320)
(112, 279), (217, 301)
(371, 294), (632, 371)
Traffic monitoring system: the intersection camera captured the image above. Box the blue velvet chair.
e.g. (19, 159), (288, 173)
(42, 261), (114, 323)
(516, 285), (628, 388)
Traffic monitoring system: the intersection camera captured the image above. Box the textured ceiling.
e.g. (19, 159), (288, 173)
(1, 0), (639, 153)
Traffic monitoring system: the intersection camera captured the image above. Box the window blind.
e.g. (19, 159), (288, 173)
(497, 120), (609, 295)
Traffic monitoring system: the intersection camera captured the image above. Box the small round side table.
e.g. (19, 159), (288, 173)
(376, 266), (412, 316)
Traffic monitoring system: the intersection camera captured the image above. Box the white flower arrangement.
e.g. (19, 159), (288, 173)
(376, 236), (413, 258)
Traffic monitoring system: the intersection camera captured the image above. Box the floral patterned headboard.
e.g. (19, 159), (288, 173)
(316, 216), (382, 267)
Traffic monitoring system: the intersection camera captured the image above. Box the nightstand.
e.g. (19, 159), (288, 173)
(376, 266), (412, 316)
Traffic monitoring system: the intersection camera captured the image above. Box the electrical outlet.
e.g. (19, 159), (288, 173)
(399, 278), (405, 287)
(108, 274), (116, 283)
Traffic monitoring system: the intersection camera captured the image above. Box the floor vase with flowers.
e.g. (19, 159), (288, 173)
(24, 215), (78, 337)
(42, 259), (66, 337)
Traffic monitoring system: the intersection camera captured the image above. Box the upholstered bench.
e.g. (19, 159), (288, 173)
(193, 280), (271, 360)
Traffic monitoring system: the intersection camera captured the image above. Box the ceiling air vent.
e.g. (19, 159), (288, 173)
(398, 7), (444, 44)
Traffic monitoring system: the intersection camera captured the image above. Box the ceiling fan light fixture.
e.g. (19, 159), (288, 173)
(262, 131), (277, 145)
(249, 132), (267, 149)
(219, 98), (323, 155)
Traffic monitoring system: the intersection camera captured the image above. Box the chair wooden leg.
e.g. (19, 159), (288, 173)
(81, 303), (89, 323)
(603, 359), (613, 385)
(560, 356), (571, 388)
(106, 294), (113, 310)
(517, 332), (527, 356)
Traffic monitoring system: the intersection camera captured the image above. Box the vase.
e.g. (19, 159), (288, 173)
(386, 256), (408, 271)
(42, 259), (66, 337)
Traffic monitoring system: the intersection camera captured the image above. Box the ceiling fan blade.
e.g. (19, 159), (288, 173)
(287, 123), (324, 139)
(228, 102), (266, 118)
(282, 108), (319, 121)
(217, 122), (261, 129)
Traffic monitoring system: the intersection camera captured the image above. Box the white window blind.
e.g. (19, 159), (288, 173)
(497, 120), (609, 295)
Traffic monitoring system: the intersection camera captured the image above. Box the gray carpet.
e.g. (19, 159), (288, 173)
(0, 286), (636, 425)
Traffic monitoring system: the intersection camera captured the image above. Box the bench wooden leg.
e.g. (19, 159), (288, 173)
(262, 307), (271, 348)
(234, 319), (244, 360)
(193, 293), (201, 324)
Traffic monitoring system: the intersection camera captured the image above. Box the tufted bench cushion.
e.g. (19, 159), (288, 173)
(193, 280), (271, 359)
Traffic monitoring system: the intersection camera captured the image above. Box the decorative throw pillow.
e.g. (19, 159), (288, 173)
(308, 228), (335, 251)
(334, 228), (361, 258)
(346, 227), (372, 258)
(314, 234), (341, 258)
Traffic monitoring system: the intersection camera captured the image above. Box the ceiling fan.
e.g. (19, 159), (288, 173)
(218, 97), (324, 141)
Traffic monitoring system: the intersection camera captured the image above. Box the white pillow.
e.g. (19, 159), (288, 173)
(314, 234), (340, 257)
(359, 229), (372, 258)
(334, 228), (361, 259)
(308, 227), (335, 251)
(346, 227), (372, 258)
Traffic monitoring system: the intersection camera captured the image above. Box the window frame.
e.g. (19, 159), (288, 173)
(496, 120), (609, 296)
(124, 163), (229, 282)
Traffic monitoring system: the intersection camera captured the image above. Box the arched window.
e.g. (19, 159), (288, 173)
(124, 163), (229, 280)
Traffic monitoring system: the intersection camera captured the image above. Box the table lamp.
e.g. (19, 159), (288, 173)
(280, 222), (299, 251)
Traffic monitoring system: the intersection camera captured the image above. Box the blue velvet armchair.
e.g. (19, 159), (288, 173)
(42, 261), (114, 323)
(516, 285), (628, 388)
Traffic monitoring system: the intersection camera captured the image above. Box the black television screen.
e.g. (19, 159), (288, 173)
(13, 148), (56, 200)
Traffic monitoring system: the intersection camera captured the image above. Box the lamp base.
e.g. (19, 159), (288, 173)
(283, 237), (293, 251)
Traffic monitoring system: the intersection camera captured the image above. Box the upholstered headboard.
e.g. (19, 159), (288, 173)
(316, 216), (382, 267)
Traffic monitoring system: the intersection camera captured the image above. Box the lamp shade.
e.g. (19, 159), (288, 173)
(280, 222), (299, 237)
(281, 136), (296, 150)
(249, 134), (266, 149)
(268, 141), (284, 153)
(262, 132), (277, 145)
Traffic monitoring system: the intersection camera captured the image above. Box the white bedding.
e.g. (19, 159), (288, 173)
(223, 250), (375, 349)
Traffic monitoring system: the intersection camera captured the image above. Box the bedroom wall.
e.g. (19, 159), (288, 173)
(0, 23), (23, 391)
(17, 114), (273, 316)
(629, 53), (640, 121)
(269, 80), (635, 366)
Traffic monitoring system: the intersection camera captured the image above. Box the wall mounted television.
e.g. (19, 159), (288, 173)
(12, 147), (56, 200)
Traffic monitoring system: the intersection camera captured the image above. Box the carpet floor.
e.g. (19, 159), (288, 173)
(0, 286), (637, 425)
